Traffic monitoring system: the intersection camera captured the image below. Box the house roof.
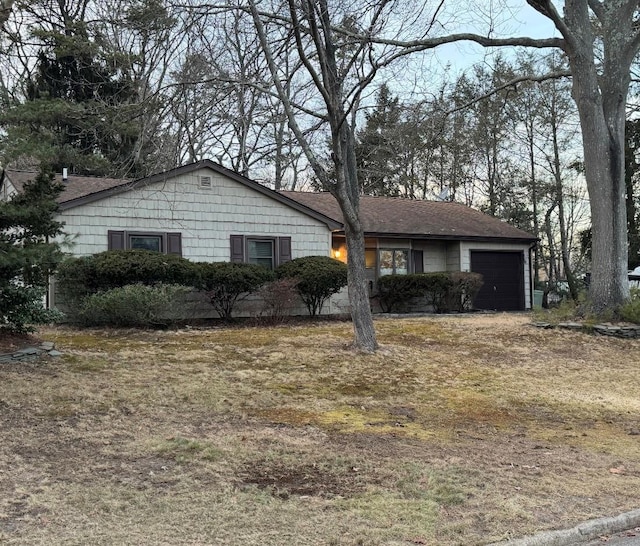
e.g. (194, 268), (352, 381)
(1, 161), (341, 230)
(280, 191), (537, 243)
(2, 162), (536, 243)
(4, 169), (132, 204)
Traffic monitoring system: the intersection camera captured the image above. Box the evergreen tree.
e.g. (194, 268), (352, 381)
(0, 169), (65, 332)
(625, 118), (640, 270)
(0, 0), (176, 177)
(357, 84), (402, 196)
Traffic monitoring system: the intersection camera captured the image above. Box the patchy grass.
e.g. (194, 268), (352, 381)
(1, 313), (639, 545)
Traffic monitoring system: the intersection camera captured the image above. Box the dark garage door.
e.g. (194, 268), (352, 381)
(471, 251), (524, 311)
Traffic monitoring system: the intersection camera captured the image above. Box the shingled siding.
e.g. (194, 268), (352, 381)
(56, 168), (332, 260)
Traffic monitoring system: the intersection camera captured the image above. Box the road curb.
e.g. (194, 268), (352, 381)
(490, 508), (640, 545)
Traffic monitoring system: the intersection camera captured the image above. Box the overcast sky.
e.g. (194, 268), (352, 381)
(430, 1), (561, 75)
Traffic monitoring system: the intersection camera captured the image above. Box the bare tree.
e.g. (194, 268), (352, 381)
(371, 0), (639, 314)
(245, 0), (388, 350)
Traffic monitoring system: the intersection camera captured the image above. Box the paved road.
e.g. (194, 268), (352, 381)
(575, 528), (640, 545)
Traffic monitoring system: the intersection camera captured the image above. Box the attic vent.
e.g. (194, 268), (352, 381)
(199, 175), (212, 189)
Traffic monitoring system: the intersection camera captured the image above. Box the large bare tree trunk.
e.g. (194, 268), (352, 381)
(560, 1), (632, 312)
(333, 123), (377, 351)
(0, 0), (13, 28)
(246, 0), (379, 350)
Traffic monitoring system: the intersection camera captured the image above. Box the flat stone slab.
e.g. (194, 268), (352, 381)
(557, 322), (584, 330)
(14, 347), (39, 355)
(0, 342), (63, 363)
(531, 321), (640, 339)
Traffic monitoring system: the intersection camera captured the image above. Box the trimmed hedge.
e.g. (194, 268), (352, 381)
(195, 261), (276, 319)
(377, 271), (483, 313)
(56, 250), (198, 302)
(276, 256), (348, 316)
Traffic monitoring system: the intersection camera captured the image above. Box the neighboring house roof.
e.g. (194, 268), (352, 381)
(2, 160), (341, 230)
(4, 169), (131, 203)
(281, 191), (537, 243)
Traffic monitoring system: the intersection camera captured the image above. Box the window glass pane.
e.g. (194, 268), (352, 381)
(379, 250), (394, 276)
(129, 235), (161, 252)
(394, 250), (408, 275)
(365, 249), (376, 269)
(248, 239), (274, 269)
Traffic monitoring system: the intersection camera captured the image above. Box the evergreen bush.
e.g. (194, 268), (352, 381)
(74, 284), (191, 327)
(620, 288), (640, 324)
(56, 250), (198, 302)
(275, 256), (348, 316)
(377, 272), (483, 313)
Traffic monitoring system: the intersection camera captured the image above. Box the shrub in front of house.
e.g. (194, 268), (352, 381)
(56, 250), (199, 302)
(275, 256), (348, 316)
(377, 272), (483, 313)
(195, 261), (276, 319)
(74, 283), (192, 327)
(377, 273), (436, 313)
(443, 271), (484, 312)
(620, 288), (640, 324)
(257, 277), (300, 322)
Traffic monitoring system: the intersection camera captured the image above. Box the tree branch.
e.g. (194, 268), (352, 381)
(363, 31), (565, 54)
(445, 70), (572, 116)
(246, 0), (329, 185)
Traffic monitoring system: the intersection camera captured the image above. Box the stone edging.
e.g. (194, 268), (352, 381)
(0, 341), (63, 363)
(532, 321), (640, 339)
(489, 507), (640, 545)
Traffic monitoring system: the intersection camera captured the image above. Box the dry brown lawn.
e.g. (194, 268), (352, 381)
(1, 313), (639, 545)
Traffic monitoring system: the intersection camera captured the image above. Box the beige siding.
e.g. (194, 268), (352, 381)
(57, 168), (332, 260)
(1, 178), (17, 202)
(446, 242), (462, 271)
(459, 241), (533, 310)
(412, 241), (448, 272)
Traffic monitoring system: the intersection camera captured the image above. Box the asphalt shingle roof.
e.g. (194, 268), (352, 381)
(3, 167), (536, 242)
(280, 191), (536, 241)
(4, 170), (132, 204)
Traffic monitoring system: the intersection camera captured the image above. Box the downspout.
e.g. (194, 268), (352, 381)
(529, 240), (538, 309)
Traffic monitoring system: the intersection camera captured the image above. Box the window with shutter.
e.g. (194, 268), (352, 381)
(231, 235), (292, 269)
(107, 231), (182, 256)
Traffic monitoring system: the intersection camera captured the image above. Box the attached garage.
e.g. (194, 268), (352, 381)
(471, 251), (525, 311)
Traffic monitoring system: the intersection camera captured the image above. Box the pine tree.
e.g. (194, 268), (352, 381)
(625, 118), (640, 270)
(357, 84), (402, 196)
(0, 169), (65, 332)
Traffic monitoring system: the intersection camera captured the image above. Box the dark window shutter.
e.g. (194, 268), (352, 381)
(108, 230), (125, 250)
(166, 232), (182, 256)
(278, 237), (292, 265)
(230, 235), (245, 262)
(412, 250), (424, 273)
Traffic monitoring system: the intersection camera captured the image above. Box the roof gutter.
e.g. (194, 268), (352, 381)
(332, 230), (538, 244)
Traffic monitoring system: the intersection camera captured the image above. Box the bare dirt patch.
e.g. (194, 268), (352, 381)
(1, 313), (639, 545)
